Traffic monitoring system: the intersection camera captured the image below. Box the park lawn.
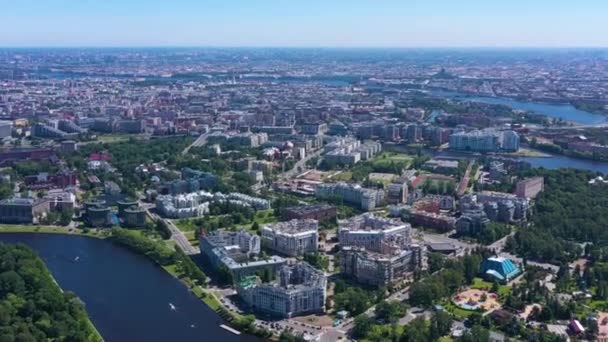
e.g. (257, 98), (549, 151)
(95, 133), (145, 143)
(331, 171), (353, 182)
(236, 210), (278, 233)
(471, 278), (511, 298)
(376, 152), (413, 161)
(173, 219), (199, 232)
(586, 299), (608, 311)
(253, 210), (278, 225)
(183, 230), (200, 246)
(442, 300), (476, 319)
(371, 152), (412, 167)
(200, 289), (223, 311)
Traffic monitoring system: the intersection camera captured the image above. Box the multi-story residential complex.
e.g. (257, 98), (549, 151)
(338, 214), (424, 287)
(456, 203), (490, 236)
(24, 170), (78, 190)
(59, 140), (78, 154)
(44, 190), (76, 213)
(156, 192), (212, 218)
(476, 191), (529, 223)
(200, 229), (285, 282)
(0, 120), (12, 139)
(168, 168), (218, 195)
(261, 219), (319, 257)
(0, 197), (50, 224)
(32, 122), (78, 139)
(386, 182), (408, 204)
(207, 132), (269, 147)
(340, 246), (422, 287)
(156, 191), (270, 218)
(121, 206), (147, 228)
(299, 123), (327, 135)
(338, 214), (411, 253)
(515, 177), (544, 199)
(0, 148), (56, 167)
(237, 262), (327, 318)
(316, 182), (385, 211)
(449, 129), (520, 152)
(281, 204), (337, 222)
(324, 138), (382, 166)
(405, 208), (457, 232)
(58, 119), (87, 134)
(83, 200), (112, 227)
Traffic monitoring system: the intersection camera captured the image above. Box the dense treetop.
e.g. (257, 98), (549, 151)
(0, 243), (101, 342)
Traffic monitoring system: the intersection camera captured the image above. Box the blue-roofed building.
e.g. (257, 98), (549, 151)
(480, 257), (521, 284)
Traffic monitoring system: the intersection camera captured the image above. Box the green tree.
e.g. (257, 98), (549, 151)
(430, 311), (453, 340)
(400, 317), (430, 342)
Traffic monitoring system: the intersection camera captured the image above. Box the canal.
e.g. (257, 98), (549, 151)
(0, 233), (258, 342)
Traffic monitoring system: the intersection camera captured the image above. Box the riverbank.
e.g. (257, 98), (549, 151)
(501, 148), (551, 158)
(427, 89), (607, 125)
(109, 228), (272, 339)
(0, 225), (260, 336)
(0, 224), (110, 239)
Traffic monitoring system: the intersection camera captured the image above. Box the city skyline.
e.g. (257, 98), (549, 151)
(1, 0), (607, 48)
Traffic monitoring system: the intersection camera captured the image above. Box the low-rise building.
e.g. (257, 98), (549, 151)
(515, 177), (544, 199)
(0, 198), (50, 224)
(480, 257), (522, 284)
(316, 182), (385, 211)
(281, 204), (337, 222)
(406, 209), (456, 232)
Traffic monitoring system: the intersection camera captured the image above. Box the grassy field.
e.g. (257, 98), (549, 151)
(94, 133), (145, 143)
(471, 278), (512, 298)
(330, 171), (353, 182)
(173, 219), (199, 232)
(442, 300), (477, 319)
(235, 210), (278, 233)
(252, 210), (277, 225)
(372, 152), (413, 172)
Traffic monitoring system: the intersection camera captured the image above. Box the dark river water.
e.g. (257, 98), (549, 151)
(0, 233), (258, 342)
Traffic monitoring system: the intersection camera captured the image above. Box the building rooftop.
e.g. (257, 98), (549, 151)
(263, 219), (319, 235)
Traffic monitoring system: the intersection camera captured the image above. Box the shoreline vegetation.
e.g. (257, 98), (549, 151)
(0, 224), (110, 239)
(0, 242), (103, 341)
(0, 226), (272, 339)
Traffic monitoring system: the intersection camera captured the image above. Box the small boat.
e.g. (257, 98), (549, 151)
(74, 256), (80, 262)
(169, 303), (176, 311)
(190, 324), (195, 328)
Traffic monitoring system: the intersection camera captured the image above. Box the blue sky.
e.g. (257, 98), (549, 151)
(0, 0), (606, 47)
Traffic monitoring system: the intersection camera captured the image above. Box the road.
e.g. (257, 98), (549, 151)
(279, 148), (324, 180)
(140, 202), (200, 255)
(182, 132), (210, 155)
(165, 219), (200, 255)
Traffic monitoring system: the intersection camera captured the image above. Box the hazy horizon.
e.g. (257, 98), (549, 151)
(1, 0), (607, 48)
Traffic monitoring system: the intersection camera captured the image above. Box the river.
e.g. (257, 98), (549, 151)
(520, 154), (608, 174)
(0, 233), (258, 342)
(432, 149), (608, 174)
(429, 90), (607, 125)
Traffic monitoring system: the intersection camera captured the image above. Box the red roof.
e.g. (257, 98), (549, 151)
(89, 153), (111, 161)
(411, 175), (426, 187)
